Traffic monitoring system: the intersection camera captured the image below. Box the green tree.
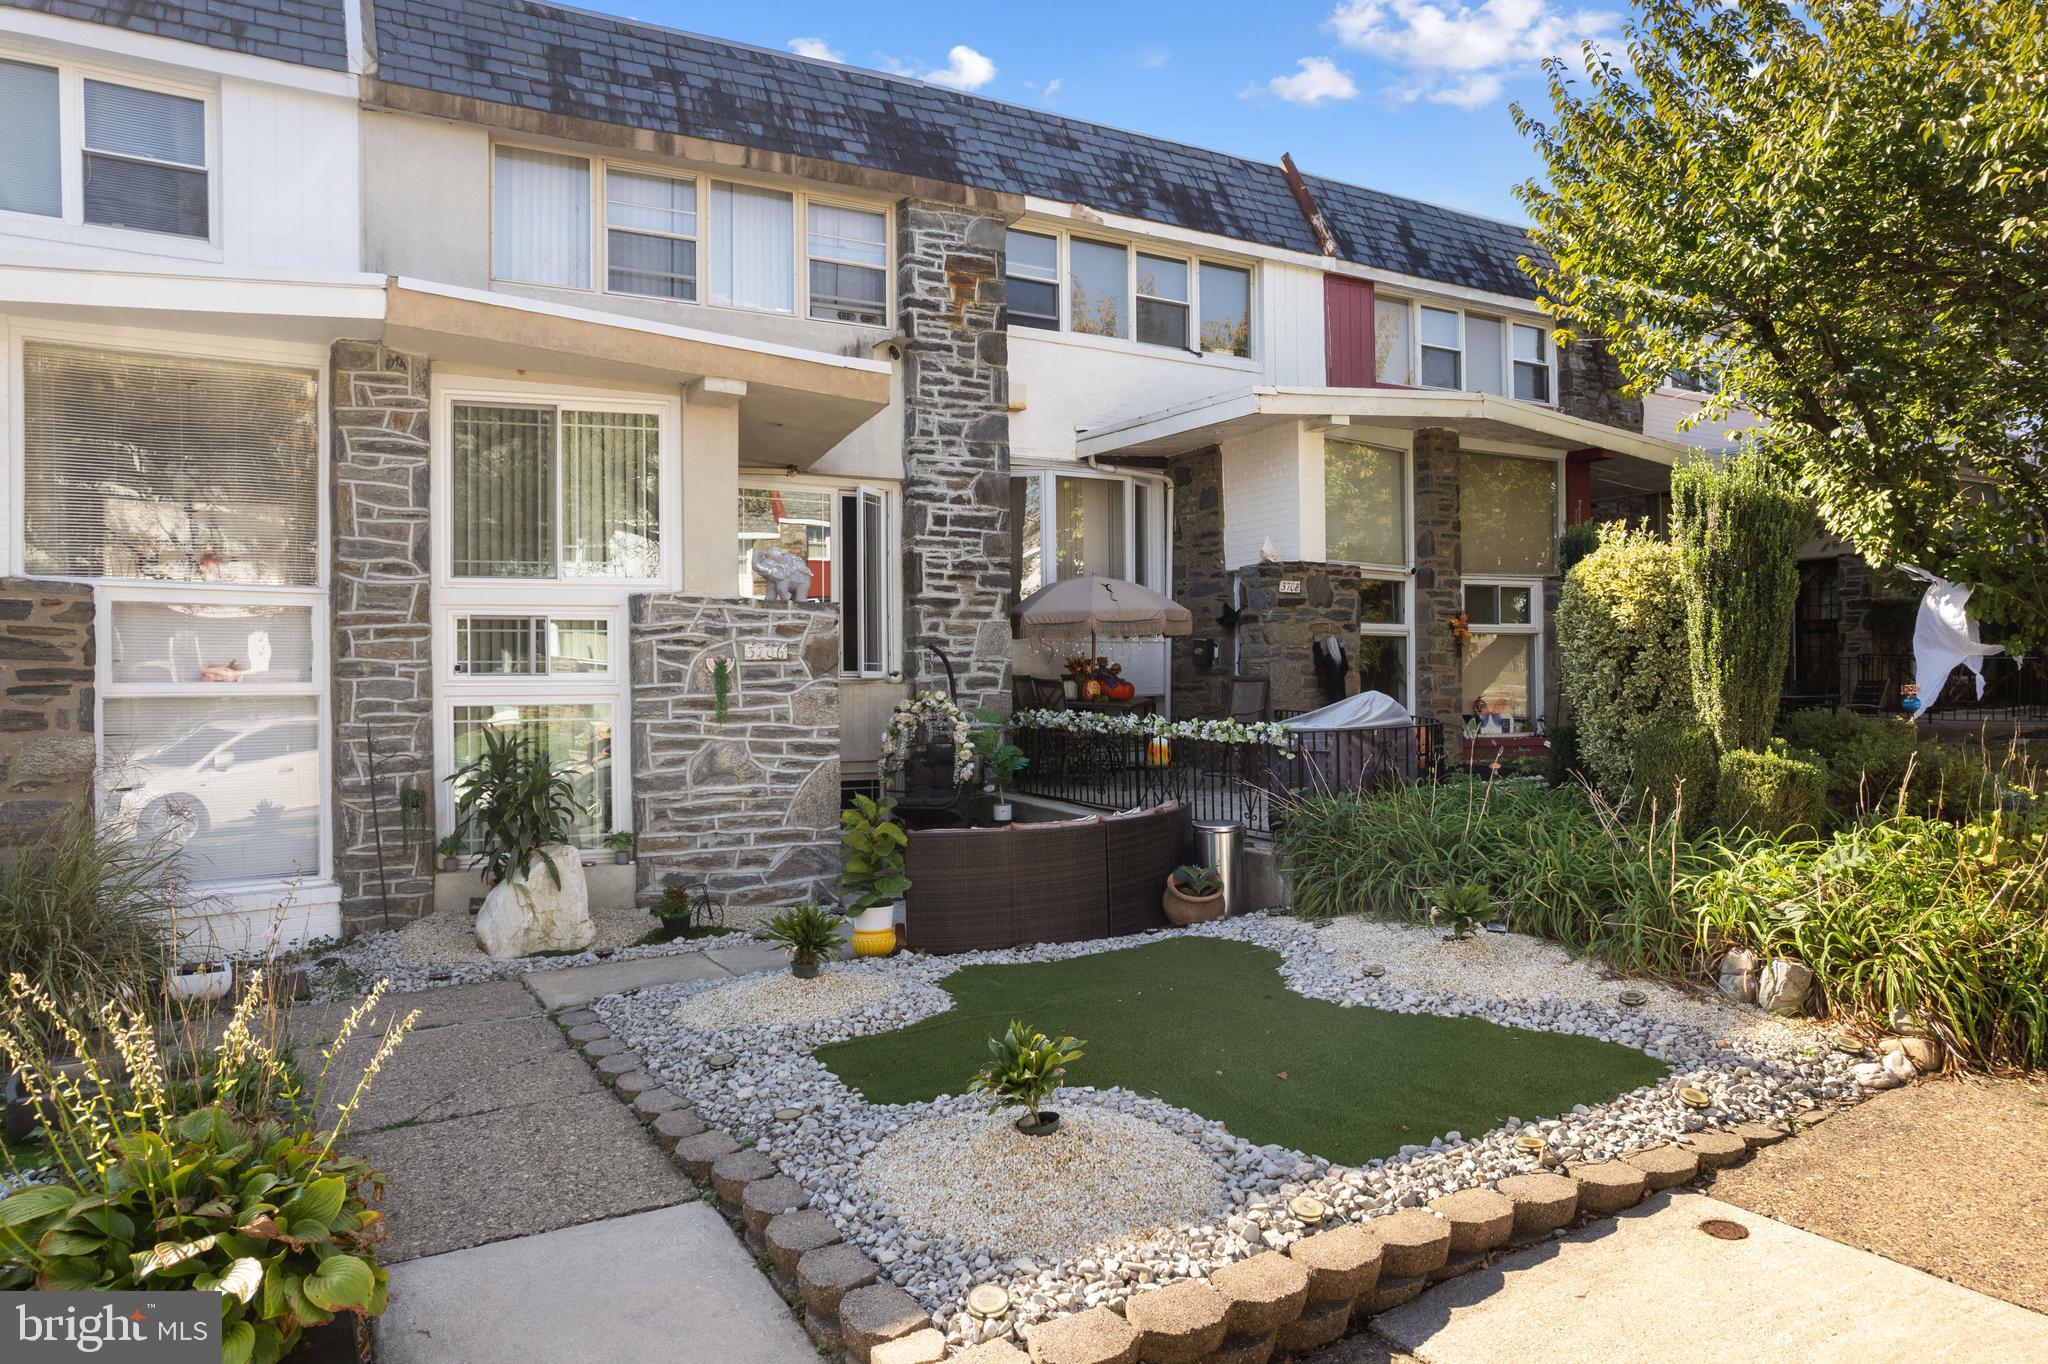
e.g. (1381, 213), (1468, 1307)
(1671, 456), (1808, 752)
(1556, 522), (1695, 799)
(1514, 0), (2048, 646)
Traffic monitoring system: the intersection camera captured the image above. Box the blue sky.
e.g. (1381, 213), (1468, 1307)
(599, 1), (1628, 223)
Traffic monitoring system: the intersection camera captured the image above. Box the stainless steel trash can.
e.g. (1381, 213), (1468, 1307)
(1192, 819), (1245, 917)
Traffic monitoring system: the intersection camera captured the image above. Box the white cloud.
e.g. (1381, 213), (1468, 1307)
(1137, 47), (1172, 69)
(1327, 0), (1614, 107)
(923, 45), (997, 91)
(1041, 77), (1064, 102)
(1261, 56), (1360, 106)
(787, 36), (843, 63)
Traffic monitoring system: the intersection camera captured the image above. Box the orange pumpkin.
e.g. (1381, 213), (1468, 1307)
(1109, 680), (1137, 701)
(1082, 679), (1103, 700)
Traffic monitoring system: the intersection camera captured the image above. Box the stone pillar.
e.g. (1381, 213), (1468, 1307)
(897, 201), (1012, 716)
(1169, 447), (1230, 718)
(1557, 337), (1643, 435)
(329, 342), (435, 934)
(0, 579), (94, 846)
(1235, 563), (1363, 716)
(1411, 427), (1464, 736)
(630, 595), (840, 925)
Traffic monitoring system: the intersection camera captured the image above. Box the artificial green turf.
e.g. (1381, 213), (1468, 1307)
(817, 937), (1667, 1166)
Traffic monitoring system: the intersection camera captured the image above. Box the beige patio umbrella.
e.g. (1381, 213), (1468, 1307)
(1013, 576), (1193, 655)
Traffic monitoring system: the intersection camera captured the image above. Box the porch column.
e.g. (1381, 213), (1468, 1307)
(329, 341), (435, 934)
(1411, 426), (1464, 738)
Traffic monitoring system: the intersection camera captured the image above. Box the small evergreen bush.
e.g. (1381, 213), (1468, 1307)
(1556, 522), (1695, 799)
(1632, 723), (1719, 831)
(1716, 745), (1830, 833)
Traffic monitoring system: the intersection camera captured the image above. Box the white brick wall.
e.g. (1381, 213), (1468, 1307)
(1221, 421), (1308, 568)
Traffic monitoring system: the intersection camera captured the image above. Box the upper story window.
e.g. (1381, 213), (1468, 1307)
(0, 55), (212, 242)
(492, 144), (890, 326)
(1323, 438), (1407, 568)
(449, 401), (661, 581)
(1379, 297), (1553, 404)
(1003, 225), (1254, 358)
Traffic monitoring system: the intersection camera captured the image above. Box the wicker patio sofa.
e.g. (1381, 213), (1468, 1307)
(902, 801), (1192, 953)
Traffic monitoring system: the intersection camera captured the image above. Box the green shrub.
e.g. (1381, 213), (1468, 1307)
(0, 973), (414, 1358)
(968, 1020), (1084, 1127)
(1556, 522), (1696, 799)
(0, 813), (177, 1021)
(1544, 720), (1584, 787)
(1685, 816), (2048, 1067)
(1671, 456), (1806, 753)
(1558, 520), (1601, 573)
(1716, 745), (1830, 833)
(448, 728), (584, 888)
(1277, 778), (1705, 977)
(1772, 708), (2010, 819)
(838, 793), (911, 911)
(761, 903), (846, 971)
(1632, 724), (1719, 831)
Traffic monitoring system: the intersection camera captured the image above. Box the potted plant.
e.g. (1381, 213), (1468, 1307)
(449, 727), (594, 958)
(1429, 882), (1492, 940)
(970, 709), (1029, 824)
(648, 883), (724, 942)
(169, 958), (234, 1002)
(435, 833), (465, 873)
(1162, 863), (1226, 925)
(1061, 655), (1089, 701)
(970, 1020), (1085, 1136)
(838, 793), (910, 957)
(762, 902), (846, 978)
(602, 829), (635, 865)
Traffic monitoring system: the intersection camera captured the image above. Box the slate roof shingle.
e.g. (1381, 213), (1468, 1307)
(0, 0), (348, 72)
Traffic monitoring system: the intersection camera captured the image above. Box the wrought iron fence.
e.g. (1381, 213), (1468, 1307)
(1011, 722), (1441, 836)
(1844, 653), (2048, 720)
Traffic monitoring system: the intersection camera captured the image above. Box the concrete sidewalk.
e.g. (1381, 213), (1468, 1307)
(1371, 1191), (2048, 1363)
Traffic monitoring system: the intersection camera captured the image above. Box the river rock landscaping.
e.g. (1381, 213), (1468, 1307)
(592, 912), (1872, 1351)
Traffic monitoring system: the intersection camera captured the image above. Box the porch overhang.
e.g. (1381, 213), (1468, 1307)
(1075, 386), (1693, 467)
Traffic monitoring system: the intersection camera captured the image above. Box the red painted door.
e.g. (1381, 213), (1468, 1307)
(1325, 275), (1374, 388)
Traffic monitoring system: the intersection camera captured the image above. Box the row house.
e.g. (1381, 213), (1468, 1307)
(0, 0), (1745, 951)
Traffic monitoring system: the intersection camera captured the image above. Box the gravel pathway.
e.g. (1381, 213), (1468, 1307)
(594, 914), (1882, 1351)
(674, 969), (907, 1030)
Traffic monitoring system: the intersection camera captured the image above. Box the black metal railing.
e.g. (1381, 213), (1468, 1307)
(1011, 722), (1441, 836)
(1843, 653), (2047, 720)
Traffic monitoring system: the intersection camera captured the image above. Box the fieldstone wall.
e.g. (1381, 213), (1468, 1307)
(897, 201), (1013, 716)
(1411, 427), (1464, 735)
(0, 579), (94, 845)
(329, 342), (435, 933)
(630, 595), (840, 923)
(1236, 563), (1366, 716)
(1169, 447), (1231, 718)
(1557, 337), (1644, 435)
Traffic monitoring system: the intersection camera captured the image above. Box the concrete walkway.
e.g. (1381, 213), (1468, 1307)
(1369, 1190), (2048, 1364)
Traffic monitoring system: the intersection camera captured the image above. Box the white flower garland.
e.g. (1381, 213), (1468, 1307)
(880, 690), (979, 785)
(1009, 708), (1293, 747)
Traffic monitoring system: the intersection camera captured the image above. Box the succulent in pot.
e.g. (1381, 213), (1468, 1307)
(761, 902), (846, 979)
(969, 1020), (1084, 1136)
(1162, 862), (1226, 925)
(435, 833), (465, 873)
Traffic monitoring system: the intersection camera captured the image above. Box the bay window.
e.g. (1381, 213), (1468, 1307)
(450, 403), (660, 580)
(606, 168), (697, 300)
(734, 483), (893, 676)
(1005, 229), (1060, 330)
(808, 203), (887, 324)
(1323, 439), (1406, 568)
(1069, 238), (1127, 338)
(1136, 254), (1189, 349)
(1, 58), (60, 217)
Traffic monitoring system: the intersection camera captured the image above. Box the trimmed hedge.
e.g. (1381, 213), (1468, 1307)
(1715, 746), (1830, 834)
(1633, 723), (1719, 831)
(1556, 523), (1695, 800)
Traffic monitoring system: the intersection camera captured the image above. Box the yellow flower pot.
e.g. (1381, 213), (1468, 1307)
(851, 904), (899, 957)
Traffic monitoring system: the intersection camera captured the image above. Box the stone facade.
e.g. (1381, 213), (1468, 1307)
(0, 579), (94, 845)
(1557, 337), (1644, 435)
(630, 595), (841, 923)
(329, 342), (435, 933)
(1410, 427), (1464, 735)
(1235, 563), (1368, 717)
(1169, 448), (1231, 718)
(896, 201), (1013, 716)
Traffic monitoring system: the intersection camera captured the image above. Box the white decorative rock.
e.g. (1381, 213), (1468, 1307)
(1850, 1061), (1899, 1091)
(1715, 949), (1759, 1003)
(1881, 1050), (1917, 1083)
(474, 845), (595, 959)
(1755, 959), (1813, 1016)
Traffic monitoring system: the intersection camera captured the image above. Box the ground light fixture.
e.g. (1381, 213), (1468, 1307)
(1617, 988), (1647, 1007)
(1678, 1086), (1712, 1109)
(1513, 1133), (1548, 1156)
(1288, 1194), (1328, 1226)
(707, 1051), (737, 1071)
(967, 1285), (1010, 1318)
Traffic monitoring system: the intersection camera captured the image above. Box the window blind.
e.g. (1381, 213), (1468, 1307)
(561, 411), (660, 578)
(451, 405), (556, 578)
(0, 59), (59, 217)
(493, 146), (591, 288)
(450, 703), (612, 846)
(710, 181), (794, 312)
(1467, 316), (1507, 396)
(606, 169), (696, 299)
(22, 344), (318, 584)
(83, 79), (208, 238)
(109, 601), (314, 686)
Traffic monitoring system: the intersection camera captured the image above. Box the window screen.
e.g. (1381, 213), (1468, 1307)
(1324, 439), (1406, 567)
(1461, 453), (1560, 576)
(22, 344), (318, 584)
(109, 601), (314, 686)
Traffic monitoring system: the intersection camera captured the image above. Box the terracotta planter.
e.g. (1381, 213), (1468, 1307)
(1162, 885), (1225, 926)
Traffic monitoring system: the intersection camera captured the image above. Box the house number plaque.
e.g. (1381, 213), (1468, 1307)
(1277, 578), (1305, 598)
(742, 641), (791, 661)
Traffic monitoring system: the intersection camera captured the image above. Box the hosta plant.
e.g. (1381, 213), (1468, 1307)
(0, 972), (416, 1364)
(968, 1020), (1084, 1131)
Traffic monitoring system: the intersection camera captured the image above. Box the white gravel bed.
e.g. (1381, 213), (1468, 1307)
(595, 913), (1876, 1350)
(863, 1109), (1227, 1261)
(392, 899), (663, 967)
(303, 916), (737, 1000)
(1317, 917), (1827, 1054)
(674, 967), (908, 1030)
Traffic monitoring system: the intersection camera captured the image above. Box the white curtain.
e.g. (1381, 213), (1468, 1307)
(451, 405), (555, 577)
(711, 180), (794, 312)
(1055, 477), (1126, 580)
(0, 59), (59, 216)
(493, 147), (591, 288)
(1466, 316), (1506, 396)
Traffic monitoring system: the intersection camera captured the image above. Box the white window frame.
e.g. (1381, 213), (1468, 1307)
(733, 474), (901, 679)
(0, 43), (221, 260)
(1511, 322), (1553, 403)
(602, 163), (699, 302)
(448, 611), (618, 682)
(1356, 570), (1416, 711)
(1011, 465), (1172, 590)
(1459, 576), (1545, 735)
(1376, 295), (1557, 408)
(489, 141), (893, 329)
(804, 195), (890, 326)
(1000, 222), (1259, 363)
